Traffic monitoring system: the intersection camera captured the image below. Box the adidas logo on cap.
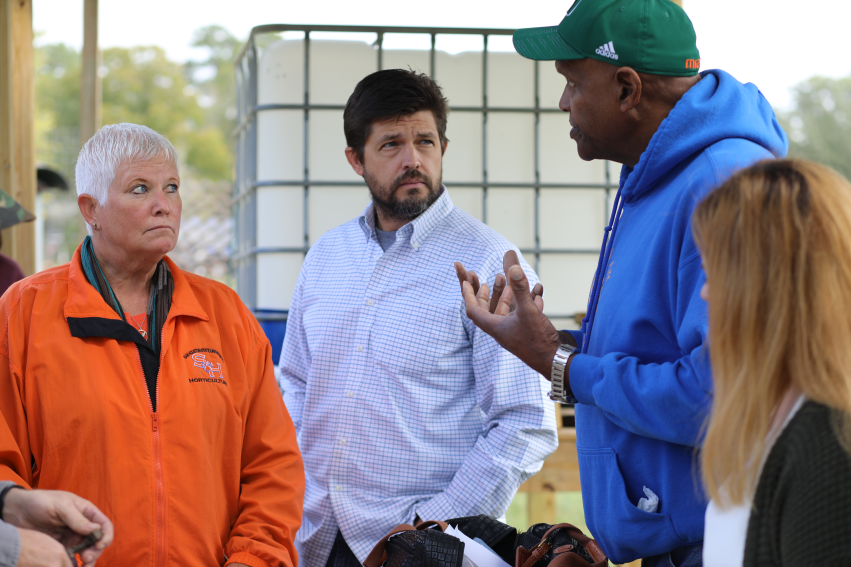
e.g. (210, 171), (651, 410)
(595, 41), (619, 61)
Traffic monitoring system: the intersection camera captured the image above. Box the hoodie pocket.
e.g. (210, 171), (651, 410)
(577, 446), (685, 563)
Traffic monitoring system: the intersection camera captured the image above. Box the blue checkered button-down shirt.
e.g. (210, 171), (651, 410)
(280, 188), (558, 566)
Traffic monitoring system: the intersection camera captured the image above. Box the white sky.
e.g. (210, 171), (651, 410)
(33, 0), (851, 111)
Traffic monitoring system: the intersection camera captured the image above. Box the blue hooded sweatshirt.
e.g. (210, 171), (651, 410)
(566, 69), (788, 564)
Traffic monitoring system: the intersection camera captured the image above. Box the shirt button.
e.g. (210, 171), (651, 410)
(340, 439), (347, 445)
(412, 243), (419, 249)
(336, 485), (342, 492)
(357, 345), (363, 352)
(346, 391), (354, 398)
(367, 299), (374, 306)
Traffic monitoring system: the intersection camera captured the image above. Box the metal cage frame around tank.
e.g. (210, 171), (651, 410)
(232, 24), (617, 319)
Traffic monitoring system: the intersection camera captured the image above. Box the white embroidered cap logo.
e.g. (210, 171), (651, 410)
(595, 41), (619, 60)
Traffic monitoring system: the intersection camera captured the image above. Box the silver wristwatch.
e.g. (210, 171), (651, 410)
(550, 344), (578, 404)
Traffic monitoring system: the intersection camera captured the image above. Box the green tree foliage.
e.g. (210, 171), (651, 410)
(100, 45), (233, 180)
(35, 42), (81, 128)
(34, 42), (81, 171)
(34, 26), (240, 182)
(185, 26), (241, 138)
(781, 76), (851, 180)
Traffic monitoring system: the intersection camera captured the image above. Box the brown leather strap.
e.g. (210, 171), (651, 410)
(414, 520), (449, 532)
(541, 524), (565, 539)
(541, 523), (585, 542)
(362, 524), (416, 567)
(520, 540), (551, 567)
(583, 540), (607, 565)
(517, 523), (608, 567)
(544, 523), (596, 549)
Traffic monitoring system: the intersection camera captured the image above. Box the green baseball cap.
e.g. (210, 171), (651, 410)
(513, 0), (701, 76)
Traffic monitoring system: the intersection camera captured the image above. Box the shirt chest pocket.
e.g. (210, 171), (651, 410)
(371, 302), (470, 381)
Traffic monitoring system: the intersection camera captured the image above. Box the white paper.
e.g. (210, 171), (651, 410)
(445, 525), (512, 567)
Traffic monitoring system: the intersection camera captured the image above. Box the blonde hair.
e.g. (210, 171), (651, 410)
(693, 159), (851, 506)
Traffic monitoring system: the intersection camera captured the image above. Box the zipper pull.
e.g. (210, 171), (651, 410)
(151, 413), (158, 432)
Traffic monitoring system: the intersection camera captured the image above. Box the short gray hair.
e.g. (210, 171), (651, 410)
(75, 123), (179, 210)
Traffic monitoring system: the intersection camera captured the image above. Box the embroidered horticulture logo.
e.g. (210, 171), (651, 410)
(192, 353), (223, 379)
(183, 348), (227, 385)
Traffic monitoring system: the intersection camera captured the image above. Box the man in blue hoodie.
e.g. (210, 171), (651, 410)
(454, 1), (788, 565)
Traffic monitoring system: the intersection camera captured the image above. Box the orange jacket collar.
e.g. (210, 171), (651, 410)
(64, 243), (209, 324)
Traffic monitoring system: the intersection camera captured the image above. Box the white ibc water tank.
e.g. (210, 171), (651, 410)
(248, 32), (612, 326)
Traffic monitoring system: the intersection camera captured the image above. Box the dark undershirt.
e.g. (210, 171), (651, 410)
(375, 228), (397, 252)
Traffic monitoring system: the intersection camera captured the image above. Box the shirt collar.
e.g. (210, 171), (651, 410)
(358, 185), (454, 251)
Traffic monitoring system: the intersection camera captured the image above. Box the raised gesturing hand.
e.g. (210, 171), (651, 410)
(454, 250), (561, 378)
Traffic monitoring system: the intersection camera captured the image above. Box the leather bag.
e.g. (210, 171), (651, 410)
(363, 517), (608, 567)
(363, 520), (464, 567)
(514, 523), (607, 567)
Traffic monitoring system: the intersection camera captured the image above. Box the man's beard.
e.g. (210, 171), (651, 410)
(364, 167), (442, 222)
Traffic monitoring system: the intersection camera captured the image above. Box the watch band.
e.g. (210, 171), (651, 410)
(550, 344), (578, 404)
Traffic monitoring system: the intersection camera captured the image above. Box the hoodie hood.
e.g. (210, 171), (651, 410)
(621, 69), (789, 202)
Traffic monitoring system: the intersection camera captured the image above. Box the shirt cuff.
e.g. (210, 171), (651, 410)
(0, 522), (21, 567)
(565, 330), (584, 349)
(568, 353), (601, 406)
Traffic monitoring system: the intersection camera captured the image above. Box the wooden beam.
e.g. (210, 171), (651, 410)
(80, 0), (101, 146)
(0, 0), (36, 275)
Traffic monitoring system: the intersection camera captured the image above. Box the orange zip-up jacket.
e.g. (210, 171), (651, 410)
(0, 246), (304, 567)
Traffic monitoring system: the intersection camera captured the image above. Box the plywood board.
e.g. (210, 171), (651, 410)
(0, 0), (36, 275)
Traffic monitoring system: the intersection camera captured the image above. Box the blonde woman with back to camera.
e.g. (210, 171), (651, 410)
(694, 159), (851, 566)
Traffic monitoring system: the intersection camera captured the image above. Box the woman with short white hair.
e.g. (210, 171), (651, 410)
(0, 123), (305, 567)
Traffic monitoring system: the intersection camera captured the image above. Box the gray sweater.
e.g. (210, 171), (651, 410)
(0, 481), (20, 567)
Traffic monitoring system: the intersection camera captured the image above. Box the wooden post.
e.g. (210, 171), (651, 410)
(0, 0), (36, 275)
(80, 0), (101, 146)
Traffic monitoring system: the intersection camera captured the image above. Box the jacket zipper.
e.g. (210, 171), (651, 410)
(135, 346), (166, 567)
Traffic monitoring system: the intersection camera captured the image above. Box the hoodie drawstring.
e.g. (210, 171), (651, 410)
(580, 187), (626, 354)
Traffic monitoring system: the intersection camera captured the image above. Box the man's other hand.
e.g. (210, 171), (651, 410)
(17, 528), (73, 567)
(3, 489), (113, 567)
(454, 251), (560, 378)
